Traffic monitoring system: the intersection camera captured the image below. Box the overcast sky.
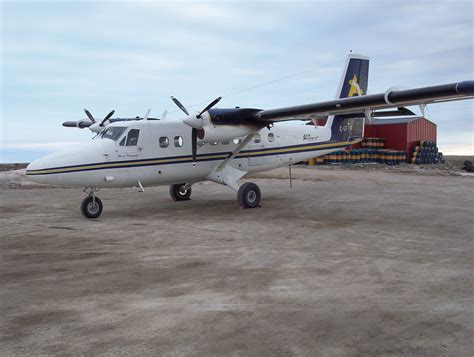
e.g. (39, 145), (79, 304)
(1, 0), (473, 162)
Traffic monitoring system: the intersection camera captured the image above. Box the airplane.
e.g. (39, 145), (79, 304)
(26, 53), (474, 218)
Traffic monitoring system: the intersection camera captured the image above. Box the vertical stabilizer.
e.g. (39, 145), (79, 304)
(327, 53), (369, 142)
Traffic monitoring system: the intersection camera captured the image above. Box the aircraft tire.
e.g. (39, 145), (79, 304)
(170, 183), (192, 201)
(80, 196), (103, 219)
(237, 182), (261, 209)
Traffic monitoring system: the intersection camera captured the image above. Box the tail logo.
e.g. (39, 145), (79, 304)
(348, 74), (363, 97)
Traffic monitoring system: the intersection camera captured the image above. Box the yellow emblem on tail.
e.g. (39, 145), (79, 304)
(348, 74), (363, 97)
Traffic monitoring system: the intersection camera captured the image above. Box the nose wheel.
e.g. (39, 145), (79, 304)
(170, 183), (192, 201)
(81, 189), (103, 219)
(237, 182), (261, 209)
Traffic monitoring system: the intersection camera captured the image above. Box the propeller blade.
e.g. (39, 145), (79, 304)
(161, 110), (168, 120)
(84, 109), (95, 123)
(192, 128), (197, 162)
(100, 110), (115, 126)
(198, 96), (222, 117)
(171, 96), (189, 115)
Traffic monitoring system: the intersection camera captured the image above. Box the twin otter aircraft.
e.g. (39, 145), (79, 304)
(26, 54), (474, 218)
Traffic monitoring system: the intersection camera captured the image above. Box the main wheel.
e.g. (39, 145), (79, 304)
(170, 183), (192, 201)
(80, 196), (103, 219)
(237, 182), (261, 209)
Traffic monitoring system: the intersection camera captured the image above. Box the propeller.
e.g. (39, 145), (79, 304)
(171, 96), (222, 162)
(62, 109), (116, 133)
(99, 110), (115, 127)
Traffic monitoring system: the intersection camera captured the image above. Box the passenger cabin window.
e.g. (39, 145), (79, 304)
(174, 136), (183, 147)
(159, 137), (169, 148)
(125, 129), (140, 146)
(222, 140), (229, 145)
(268, 133), (275, 142)
(254, 134), (261, 143)
(210, 141), (218, 146)
(233, 138), (242, 144)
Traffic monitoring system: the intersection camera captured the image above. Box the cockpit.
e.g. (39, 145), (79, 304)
(95, 126), (141, 147)
(97, 126), (127, 141)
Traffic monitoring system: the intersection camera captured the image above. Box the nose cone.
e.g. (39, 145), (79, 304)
(25, 140), (110, 187)
(26, 155), (58, 185)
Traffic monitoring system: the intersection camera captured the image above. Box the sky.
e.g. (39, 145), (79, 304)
(1, 0), (473, 162)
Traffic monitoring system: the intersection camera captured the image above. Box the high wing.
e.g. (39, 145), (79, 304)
(255, 81), (474, 122)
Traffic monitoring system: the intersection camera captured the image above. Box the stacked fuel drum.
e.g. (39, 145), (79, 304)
(306, 137), (406, 165)
(361, 137), (385, 149)
(410, 141), (445, 164)
(310, 150), (407, 165)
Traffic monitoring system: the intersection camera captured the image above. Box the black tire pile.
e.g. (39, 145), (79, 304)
(411, 141), (445, 164)
(462, 161), (473, 172)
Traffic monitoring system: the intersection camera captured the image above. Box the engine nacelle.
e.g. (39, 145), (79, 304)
(198, 125), (257, 143)
(183, 111), (260, 142)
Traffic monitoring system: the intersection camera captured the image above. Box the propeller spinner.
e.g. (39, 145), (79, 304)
(171, 96), (222, 162)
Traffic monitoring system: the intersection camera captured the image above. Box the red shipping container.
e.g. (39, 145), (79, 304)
(358, 117), (436, 159)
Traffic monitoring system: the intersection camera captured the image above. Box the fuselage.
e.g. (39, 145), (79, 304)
(26, 119), (356, 188)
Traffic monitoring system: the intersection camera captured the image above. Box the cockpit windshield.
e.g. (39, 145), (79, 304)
(99, 127), (126, 141)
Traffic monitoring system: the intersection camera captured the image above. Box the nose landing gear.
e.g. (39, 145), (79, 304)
(81, 188), (103, 219)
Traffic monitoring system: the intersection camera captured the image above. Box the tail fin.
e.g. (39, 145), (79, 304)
(327, 53), (370, 142)
(335, 53), (369, 99)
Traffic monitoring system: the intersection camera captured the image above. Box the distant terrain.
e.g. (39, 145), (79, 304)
(1, 156), (472, 173)
(0, 163), (28, 172)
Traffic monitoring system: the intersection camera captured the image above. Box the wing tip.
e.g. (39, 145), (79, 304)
(456, 80), (474, 96)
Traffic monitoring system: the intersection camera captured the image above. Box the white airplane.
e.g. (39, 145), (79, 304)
(26, 54), (474, 218)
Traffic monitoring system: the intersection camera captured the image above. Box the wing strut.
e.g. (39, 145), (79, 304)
(206, 133), (256, 192)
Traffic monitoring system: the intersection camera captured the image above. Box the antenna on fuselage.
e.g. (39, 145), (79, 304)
(143, 109), (151, 120)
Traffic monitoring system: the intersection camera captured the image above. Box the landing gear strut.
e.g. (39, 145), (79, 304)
(81, 188), (103, 219)
(237, 182), (261, 209)
(170, 183), (192, 201)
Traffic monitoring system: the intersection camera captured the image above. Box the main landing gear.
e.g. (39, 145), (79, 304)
(169, 183), (192, 201)
(237, 182), (261, 209)
(169, 181), (261, 209)
(81, 188), (103, 219)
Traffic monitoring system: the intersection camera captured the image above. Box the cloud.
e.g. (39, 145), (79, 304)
(1, 142), (82, 150)
(1, 0), (473, 160)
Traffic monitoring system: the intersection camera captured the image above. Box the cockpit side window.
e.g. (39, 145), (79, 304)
(125, 129), (140, 146)
(101, 127), (126, 141)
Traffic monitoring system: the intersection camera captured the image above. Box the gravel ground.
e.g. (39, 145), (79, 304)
(0, 167), (473, 356)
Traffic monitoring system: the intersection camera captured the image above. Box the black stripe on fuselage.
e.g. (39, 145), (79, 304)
(26, 140), (355, 175)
